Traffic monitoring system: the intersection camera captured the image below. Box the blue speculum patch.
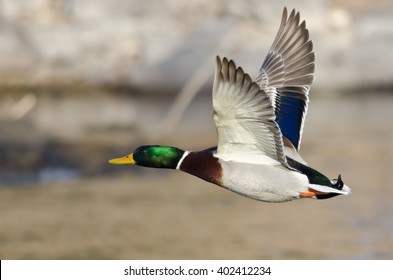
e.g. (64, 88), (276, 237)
(277, 95), (307, 149)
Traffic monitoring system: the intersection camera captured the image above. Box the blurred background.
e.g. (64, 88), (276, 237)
(1, 0), (393, 259)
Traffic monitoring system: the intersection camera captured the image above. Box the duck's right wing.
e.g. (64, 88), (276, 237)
(256, 8), (315, 154)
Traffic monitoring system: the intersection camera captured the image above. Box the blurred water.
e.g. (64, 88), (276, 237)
(0, 91), (214, 186)
(0, 91), (392, 188)
(0, 90), (392, 259)
(0, 168), (80, 186)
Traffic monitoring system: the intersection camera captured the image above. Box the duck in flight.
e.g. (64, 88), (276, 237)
(109, 8), (351, 202)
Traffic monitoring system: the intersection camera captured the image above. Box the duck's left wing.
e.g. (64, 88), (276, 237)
(213, 56), (287, 166)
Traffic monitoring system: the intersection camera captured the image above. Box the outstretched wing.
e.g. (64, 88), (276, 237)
(213, 56), (287, 166)
(256, 8), (315, 151)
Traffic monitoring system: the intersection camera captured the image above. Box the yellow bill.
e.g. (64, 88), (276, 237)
(108, 153), (135, 165)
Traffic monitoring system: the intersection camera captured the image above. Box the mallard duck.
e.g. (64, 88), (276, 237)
(109, 8), (351, 202)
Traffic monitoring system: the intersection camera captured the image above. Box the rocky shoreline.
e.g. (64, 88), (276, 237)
(1, 0), (392, 92)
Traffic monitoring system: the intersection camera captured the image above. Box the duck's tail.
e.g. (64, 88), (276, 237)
(313, 184), (351, 199)
(300, 175), (351, 199)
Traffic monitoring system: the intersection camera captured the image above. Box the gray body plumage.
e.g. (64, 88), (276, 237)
(219, 159), (309, 202)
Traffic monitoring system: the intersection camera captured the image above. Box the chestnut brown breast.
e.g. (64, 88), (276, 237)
(179, 148), (223, 186)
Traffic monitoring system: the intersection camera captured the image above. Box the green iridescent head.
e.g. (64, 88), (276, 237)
(109, 145), (185, 169)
